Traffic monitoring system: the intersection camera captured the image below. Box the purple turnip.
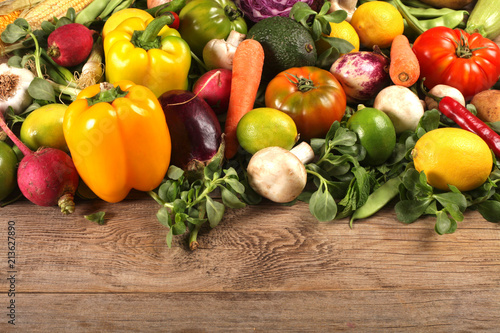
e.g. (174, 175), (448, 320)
(330, 51), (390, 103)
(158, 90), (222, 175)
(0, 112), (79, 214)
(192, 69), (232, 115)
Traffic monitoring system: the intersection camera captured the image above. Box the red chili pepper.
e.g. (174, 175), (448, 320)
(438, 96), (500, 158)
(166, 11), (180, 30)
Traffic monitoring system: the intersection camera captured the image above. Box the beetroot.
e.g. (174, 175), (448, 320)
(192, 69), (232, 115)
(158, 90), (222, 173)
(0, 112), (79, 214)
(47, 23), (94, 67)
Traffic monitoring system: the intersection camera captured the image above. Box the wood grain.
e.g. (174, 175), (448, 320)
(1, 194), (499, 331)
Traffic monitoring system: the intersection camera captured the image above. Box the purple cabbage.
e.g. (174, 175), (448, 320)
(235, 0), (316, 22)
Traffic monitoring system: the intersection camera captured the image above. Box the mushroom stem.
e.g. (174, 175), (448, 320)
(290, 141), (315, 164)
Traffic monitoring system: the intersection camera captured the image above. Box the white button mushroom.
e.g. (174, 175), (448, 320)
(373, 85), (425, 134)
(246, 142), (315, 203)
(424, 84), (466, 111)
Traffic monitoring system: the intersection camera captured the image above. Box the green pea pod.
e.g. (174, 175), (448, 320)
(394, 0), (426, 35)
(75, 0), (112, 25)
(97, 0), (129, 19)
(349, 176), (402, 227)
(419, 10), (469, 30)
(407, 6), (460, 19)
(402, 0), (432, 8)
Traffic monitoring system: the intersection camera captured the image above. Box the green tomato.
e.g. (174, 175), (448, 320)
(0, 141), (18, 201)
(20, 103), (69, 153)
(178, 0), (247, 57)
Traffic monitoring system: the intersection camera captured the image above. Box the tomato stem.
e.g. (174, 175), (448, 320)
(284, 72), (317, 92)
(455, 31), (487, 58)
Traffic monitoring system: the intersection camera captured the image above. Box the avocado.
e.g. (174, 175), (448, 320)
(247, 16), (317, 82)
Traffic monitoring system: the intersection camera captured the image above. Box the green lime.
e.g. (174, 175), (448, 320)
(347, 107), (396, 166)
(0, 141), (18, 201)
(20, 103), (69, 152)
(236, 107), (298, 154)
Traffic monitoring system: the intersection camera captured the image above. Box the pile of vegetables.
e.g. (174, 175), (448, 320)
(1, 0), (500, 250)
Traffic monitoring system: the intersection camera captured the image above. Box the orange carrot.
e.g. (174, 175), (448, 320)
(389, 34), (420, 87)
(224, 38), (265, 159)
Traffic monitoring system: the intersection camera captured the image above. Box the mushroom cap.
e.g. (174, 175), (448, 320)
(246, 146), (307, 203)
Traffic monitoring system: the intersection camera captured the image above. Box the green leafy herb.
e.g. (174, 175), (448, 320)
(85, 211), (107, 225)
(149, 142), (247, 250)
(289, 1), (353, 69)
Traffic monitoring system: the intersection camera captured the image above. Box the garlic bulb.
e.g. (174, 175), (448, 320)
(0, 63), (35, 115)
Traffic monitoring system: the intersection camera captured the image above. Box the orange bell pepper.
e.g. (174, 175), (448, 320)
(63, 80), (171, 203)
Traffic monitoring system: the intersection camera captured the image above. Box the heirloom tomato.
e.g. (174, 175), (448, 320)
(178, 0), (247, 57)
(412, 26), (500, 101)
(265, 66), (347, 141)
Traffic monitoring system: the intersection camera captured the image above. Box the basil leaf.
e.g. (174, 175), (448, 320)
(206, 197), (225, 228)
(84, 211), (106, 225)
(221, 188), (246, 209)
(1, 19), (29, 43)
(309, 185), (337, 221)
(172, 220), (187, 235)
(435, 211), (457, 235)
(27, 78), (56, 102)
(167, 165), (184, 180)
(166, 229), (173, 248)
(395, 199), (432, 223)
(225, 178), (245, 194)
(477, 200), (500, 222)
(156, 207), (171, 227)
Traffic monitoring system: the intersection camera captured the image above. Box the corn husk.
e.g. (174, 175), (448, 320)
(0, 0), (45, 15)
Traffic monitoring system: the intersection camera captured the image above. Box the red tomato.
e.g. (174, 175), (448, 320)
(412, 26), (500, 101)
(265, 66), (347, 141)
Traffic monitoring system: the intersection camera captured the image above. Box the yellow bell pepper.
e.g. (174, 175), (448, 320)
(103, 9), (191, 97)
(63, 80), (171, 203)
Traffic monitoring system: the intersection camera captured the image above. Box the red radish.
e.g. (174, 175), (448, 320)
(0, 112), (79, 214)
(47, 23), (94, 67)
(192, 69), (232, 115)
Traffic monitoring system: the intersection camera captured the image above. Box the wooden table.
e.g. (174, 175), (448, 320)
(1, 192), (499, 332)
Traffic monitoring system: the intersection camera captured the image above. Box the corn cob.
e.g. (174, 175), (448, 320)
(19, 0), (95, 31)
(0, 10), (21, 32)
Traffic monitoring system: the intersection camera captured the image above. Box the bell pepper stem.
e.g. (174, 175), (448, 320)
(85, 83), (129, 107)
(139, 16), (171, 44)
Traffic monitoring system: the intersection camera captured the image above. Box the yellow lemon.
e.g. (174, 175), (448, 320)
(315, 20), (360, 55)
(236, 107), (298, 155)
(412, 128), (493, 192)
(350, 1), (404, 49)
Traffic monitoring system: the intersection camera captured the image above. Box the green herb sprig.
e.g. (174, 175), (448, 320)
(289, 2), (355, 69)
(148, 144), (248, 250)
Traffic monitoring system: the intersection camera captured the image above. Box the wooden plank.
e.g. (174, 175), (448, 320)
(1, 196), (499, 294)
(1, 290), (499, 332)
